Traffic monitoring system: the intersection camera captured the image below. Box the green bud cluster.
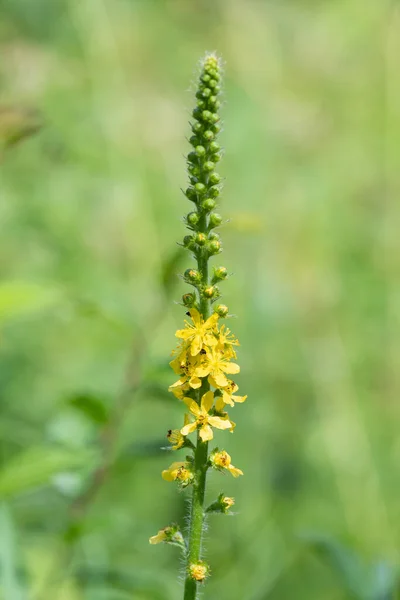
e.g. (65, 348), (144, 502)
(180, 54), (229, 314)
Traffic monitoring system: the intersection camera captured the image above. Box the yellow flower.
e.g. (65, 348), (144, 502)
(217, 324), (239, 349)
(222, 496), (235, 510)
(149, 528), (169, 545)
(162, 462), (193, 485)
(216, 380), (247, 408)
(194, 348), (240, 388)
(167, 429), (185, 450)
(181, 391), (233, 441)
(189, 561), (210, 582)
(167, 415), (190, 450)
(175, 308), (218, 356)
(168, 377), (190, 399)
(149, 525), (184, 547)
(210, 450), (243, 477)
(169, 350), (203, 390)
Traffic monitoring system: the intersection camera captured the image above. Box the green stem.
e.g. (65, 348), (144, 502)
(183, 215), (210, 600)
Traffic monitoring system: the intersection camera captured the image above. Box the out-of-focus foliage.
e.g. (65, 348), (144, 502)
(0, 0), (399, 598)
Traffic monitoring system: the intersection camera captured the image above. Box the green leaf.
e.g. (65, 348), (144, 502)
(68, 394), (110, 425)
(0, 503), (26, 600)
(0, 282), (60, 325)
(303, 534), (369, 599)
(0, 446), (96, 499)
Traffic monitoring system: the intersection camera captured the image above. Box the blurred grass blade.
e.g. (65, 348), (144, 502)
(0, 446), (96, 498)
(302, 534), (369, 599)
(0, 503), (26, 600)
(0, 282), (60, 325)
(0, 106), (43, 154)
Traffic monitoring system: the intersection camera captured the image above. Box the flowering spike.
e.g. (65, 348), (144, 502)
(151, 53), (246, 599)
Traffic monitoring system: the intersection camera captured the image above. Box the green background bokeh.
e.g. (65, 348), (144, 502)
(0, 1), (399, 598)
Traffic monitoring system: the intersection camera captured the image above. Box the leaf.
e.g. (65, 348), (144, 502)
(0, 446), (96, 499)
(0, 282), (60, 325)
(0, 503), (26, 600)
(302, 533), (369, 599)
(68, 394), (110, 425)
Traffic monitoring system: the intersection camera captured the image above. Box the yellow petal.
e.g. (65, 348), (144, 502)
(228, 465), (243, 478)
(189, 376), (202, 389)
(233, 394), (247, 403)
(182, 398), (201, 417)
(211, 371), (229, 387)
(181, 421), (197, 436)
(194, 365), (211, 378)
(189, 308), (201, 326)
(222, 362), (240, 375)
(215, 396), (226, 412)
(208, 416), (232, 430)
(176, 328), (194, 340)
(190, 334), (203, 356)
(162, 470), (175, 481)
(201, 390), (214, 413)
(221, 390), (234, 407)
(149, 531), (167, 544)
(199, 424), (214, 441)
(204, 313), (219, 330)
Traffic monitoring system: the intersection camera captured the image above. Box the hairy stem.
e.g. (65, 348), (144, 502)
(183, 215), (210, 599)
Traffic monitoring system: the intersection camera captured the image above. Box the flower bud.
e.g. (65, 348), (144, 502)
(208, 231), (220, 241)
(195, 145), (206, 157)
(189, 135), (200, 147)
(208, 78), (218, 88)
(192, 122), (202, 134)
(209, 212), (222, 227)
(204, 160), (215, 172)
(209, 172), (221, 185)
(192, 107), (202, 120)
(206, 493), (235, 514)
(208, 186), (219, 198)
(210, 113), (220, 124)
(184, 269), (202, 284)
(186, 211), (200, 226)
(201, 198), (216, 212)
(213, 266), (228, 280)
(185, 187), (197, 201)
(203, 130), (214, 141)
(194, 182), (206, 195)
(212, 123), (221, 134)
(209, 141), (220, 153)
(214, 304), (229, 317)
(203, 285), (218, 299)
(212, 152), (221, 163)
(202, 110), (213, 122)
(202, 87), (211, 97)
(195, 232), (207, 246)
(182, 293), (196, 307)
(208, 240), (221, 255)
(188, 164), (200, 177)
(201, 73), (211, 83)
(183, 235), (195, 249)
(187, 151), (197, 164)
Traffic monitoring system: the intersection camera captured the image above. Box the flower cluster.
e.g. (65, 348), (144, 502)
(149, 53), (245, 593)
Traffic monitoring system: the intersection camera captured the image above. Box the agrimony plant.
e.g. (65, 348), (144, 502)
(150, 53), (246, 599)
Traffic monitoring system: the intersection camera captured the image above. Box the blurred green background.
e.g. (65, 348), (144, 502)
(1, 0), (399, 598)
